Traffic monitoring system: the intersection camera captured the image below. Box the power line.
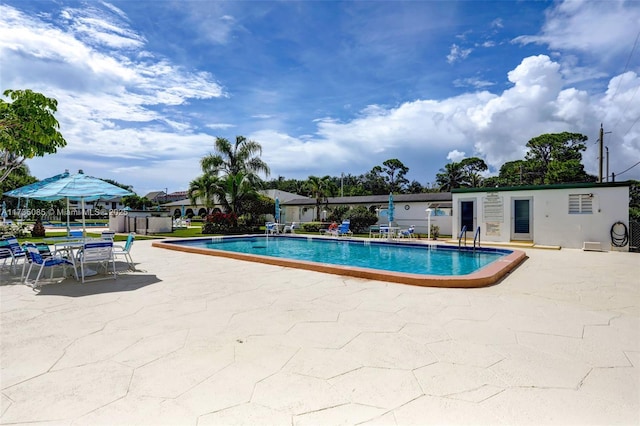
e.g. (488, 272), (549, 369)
(611, 29), (640, 103)
(622, 112), (640, 138)
(611, 29), (640, 133)
(615, 160), (640, 177)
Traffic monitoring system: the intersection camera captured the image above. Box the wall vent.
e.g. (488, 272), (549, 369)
(582, 241), (603, 252)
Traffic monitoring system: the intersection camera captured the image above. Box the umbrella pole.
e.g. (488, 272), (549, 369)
(66, 198), (71, 237)
(81, 198), (86, 238)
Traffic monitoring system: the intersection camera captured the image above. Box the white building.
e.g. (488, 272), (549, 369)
(451, 182), (631, 250)
(281, 193), (453, 236)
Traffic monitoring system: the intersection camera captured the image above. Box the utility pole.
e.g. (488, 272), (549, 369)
(606, 146), (609, 183)
(598, 124), (604, 183)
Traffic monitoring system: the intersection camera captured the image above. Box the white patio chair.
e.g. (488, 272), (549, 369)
(101, 230), (115, 241)
(76, 240), (116, 283)
(265, 222), (278, 235)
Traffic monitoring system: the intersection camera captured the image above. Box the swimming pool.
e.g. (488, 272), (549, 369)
(154, 235), (526, 288)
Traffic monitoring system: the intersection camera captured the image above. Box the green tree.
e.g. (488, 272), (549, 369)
(344, 206), (378, 233)
(460, 157), (488, 187)
(306, 175), (335, 221)
(436, 162), (465, 191)
(381, 159), (410, 193)
(201, 136), (270, 183)
(188, 174), (221, 214)
(197, 135), (270, 223)
(406, 180), (425, 194)
(525, 132), (593, 184)
(121, 195), (152, 210)
(361, 166), (387, 195)
(0, 89), (67, 183)
(217, 172), (261, 218)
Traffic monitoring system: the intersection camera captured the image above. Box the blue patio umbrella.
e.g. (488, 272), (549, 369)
(388, 192), (395, 223)
(275, 197), (280, 223)
(6, 170), (70, 225)
(1, 201), (7, 222)
(5, 170), (133, 236)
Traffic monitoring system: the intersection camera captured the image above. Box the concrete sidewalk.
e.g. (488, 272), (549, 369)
(1, 240), (638, 425)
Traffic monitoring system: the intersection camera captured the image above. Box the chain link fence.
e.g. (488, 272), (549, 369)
(630, 221), (639, 253)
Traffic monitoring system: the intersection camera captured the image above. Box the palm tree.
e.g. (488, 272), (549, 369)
(201, 136), (270, 183)
(435, 162), (465, 191)
(306, 175), (335, 221)
(217, 172), (260, 217)
(198, 136), (270, 221)
(188, 174), (221, 215)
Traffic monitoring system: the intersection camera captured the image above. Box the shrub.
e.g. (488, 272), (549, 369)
(0, 222), (30, 238)
(201, 212), (237, 234)
(302, 222), (323, 233)
(328, 205), (349, 222)
(31, 219), (46, 237)
(344, 206), (378, 233)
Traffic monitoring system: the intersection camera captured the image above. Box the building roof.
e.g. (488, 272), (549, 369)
(143, 191), (165, 200)
(281, 192), (452, 206)
(451, 181), (631, 194)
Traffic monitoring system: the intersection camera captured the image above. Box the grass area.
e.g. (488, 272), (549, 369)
(18, 231), (157, 244)
(151, 227), (211, 238)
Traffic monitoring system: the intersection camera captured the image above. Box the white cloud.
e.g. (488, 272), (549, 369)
(447, 150), (466, 163)
(4, 0), (640, 194)
(257, 54), (639, 181)
(0, 3), (225, 171)
(446, 43), (473, 64)
(453, 77), (494, 89)
(514, 0), (640, 63)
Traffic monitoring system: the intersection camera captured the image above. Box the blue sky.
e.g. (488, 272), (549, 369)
(1, 0), (639, 196)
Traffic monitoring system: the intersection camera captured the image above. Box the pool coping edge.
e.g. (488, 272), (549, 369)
(152, 237), (527, 288)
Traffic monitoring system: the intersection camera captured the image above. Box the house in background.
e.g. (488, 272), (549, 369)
(451, 182), (631, 250)
(281, 192), (453, 236)
(160, 189), (301, 219)
(144, 190), (187, 204)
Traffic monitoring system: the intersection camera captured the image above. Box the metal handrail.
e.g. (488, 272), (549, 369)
(458, 225), (467, 249)
(473, 226), (481, 250)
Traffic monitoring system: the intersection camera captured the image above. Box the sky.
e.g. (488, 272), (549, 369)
(1, 0), (639, 196)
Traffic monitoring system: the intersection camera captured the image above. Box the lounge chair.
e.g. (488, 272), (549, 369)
(265, 222), (278, 235)
(283, 222), (300, 234)
(327, 220), (352, 237)
(399, 225), (416, 238)
(113, 233), (135, 271)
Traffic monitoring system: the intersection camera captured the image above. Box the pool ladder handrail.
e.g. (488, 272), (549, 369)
(473, 226), (481, 251)
(458, 225), (467, 249)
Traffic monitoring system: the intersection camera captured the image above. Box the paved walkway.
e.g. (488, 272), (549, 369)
(1, 240), (638, 425)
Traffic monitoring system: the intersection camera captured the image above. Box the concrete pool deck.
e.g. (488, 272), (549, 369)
(1, 240), (638, 425)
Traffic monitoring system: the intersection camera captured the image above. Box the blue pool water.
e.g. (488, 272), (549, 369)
(169, 236), (511, 276)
